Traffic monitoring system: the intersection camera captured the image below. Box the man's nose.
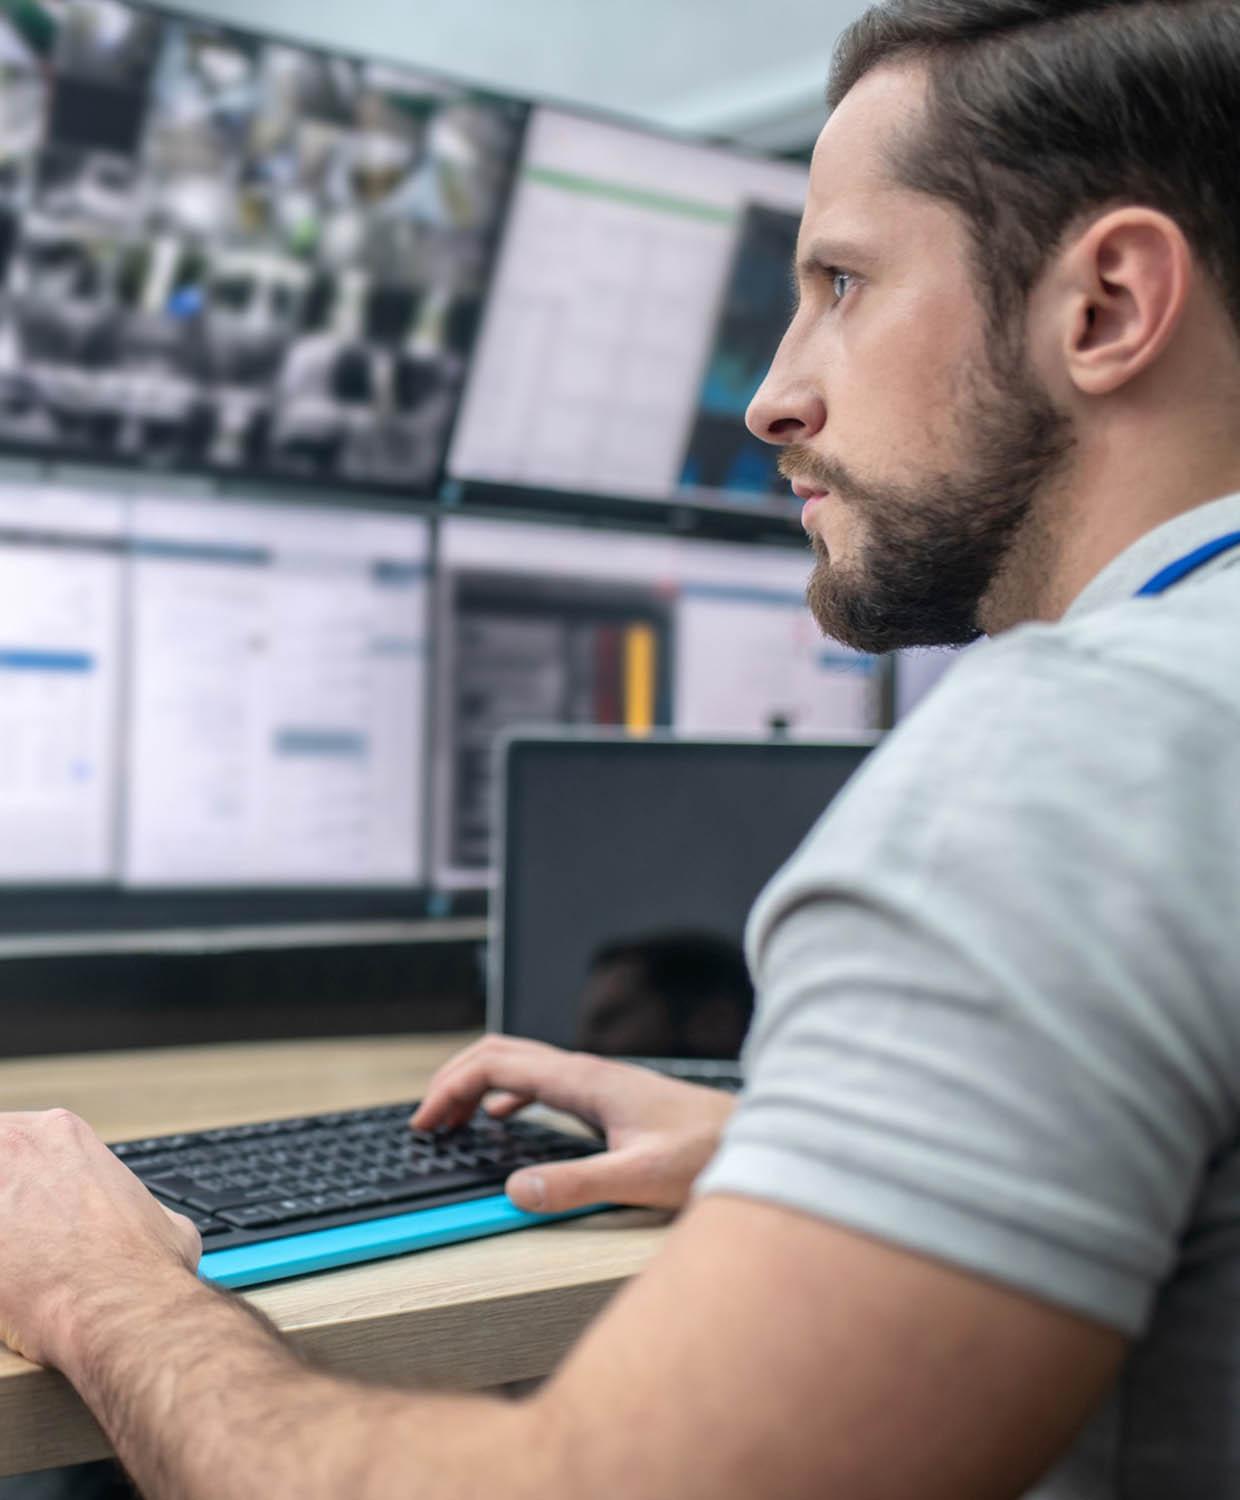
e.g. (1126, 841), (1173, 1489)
(745, 345), (826, 446)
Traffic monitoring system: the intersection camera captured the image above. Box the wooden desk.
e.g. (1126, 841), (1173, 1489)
(0, 1035), (669, 1477)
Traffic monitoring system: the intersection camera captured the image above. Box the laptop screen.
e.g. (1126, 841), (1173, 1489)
(494, 735), (873, 1061)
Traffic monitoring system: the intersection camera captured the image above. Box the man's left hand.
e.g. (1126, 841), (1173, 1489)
(0, 1109), (201, 1368)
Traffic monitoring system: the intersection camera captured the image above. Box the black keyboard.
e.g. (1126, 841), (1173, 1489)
(111, 1102), (604, 1252)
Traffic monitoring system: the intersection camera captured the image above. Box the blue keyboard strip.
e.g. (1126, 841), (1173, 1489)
(199, 1194), (608, 1289)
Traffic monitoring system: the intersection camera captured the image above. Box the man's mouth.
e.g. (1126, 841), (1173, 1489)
(789, 477), (830, 531)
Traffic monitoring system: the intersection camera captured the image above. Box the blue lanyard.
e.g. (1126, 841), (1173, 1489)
(1135, 531), (1240, 597)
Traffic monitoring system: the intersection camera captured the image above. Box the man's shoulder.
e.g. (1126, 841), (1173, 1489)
(887, 584), (1238, 783)
(1073, 562), (1240, 701)
(747, 576), (1240, 965)
(949, 563), (1240, 717)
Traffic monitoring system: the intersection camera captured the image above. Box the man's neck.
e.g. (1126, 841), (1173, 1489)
(978, 435), (1240, 634)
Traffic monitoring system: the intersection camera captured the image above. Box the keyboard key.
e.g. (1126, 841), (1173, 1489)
(144, 1175), (284, 1213)
(126, 1151), (187, 1174)
(338, 1185), (388, 1209)
(192, 1216), (230, 1237)
(140, 1173), (205, 1206)
(269, 1197), (315, 1220)
(303, 1192), (350, 1214)
(377, 1168), (504, 1204)
(218, 1204), (284, 1229)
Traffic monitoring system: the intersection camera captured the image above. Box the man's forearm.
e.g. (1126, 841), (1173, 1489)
(58, 1270), (547, 1500)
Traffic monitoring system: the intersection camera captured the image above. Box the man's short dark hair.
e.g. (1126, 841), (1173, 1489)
(829, 1), (1240, 350)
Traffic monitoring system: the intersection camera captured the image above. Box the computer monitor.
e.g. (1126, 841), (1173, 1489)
(0, 482), (126, 883)
(0, 479), (432, 933)
(447, 105), (808, 518)
(432, 514), (882, 888)
(492, 733), (874, 1061)
(124, 494), (430, 888)
(0, 2), (527, 495)
(671, 533), (881, 736)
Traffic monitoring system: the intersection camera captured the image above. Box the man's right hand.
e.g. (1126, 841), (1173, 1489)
(412, 1037), (736, 1215)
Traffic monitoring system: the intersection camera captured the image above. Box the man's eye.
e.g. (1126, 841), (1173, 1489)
(829, 270), (854, 302)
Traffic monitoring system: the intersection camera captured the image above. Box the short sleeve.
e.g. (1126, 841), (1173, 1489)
(696, 625), (1240, 1334)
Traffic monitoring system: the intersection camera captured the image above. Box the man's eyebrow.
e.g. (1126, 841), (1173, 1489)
(794, 238), (874, 278)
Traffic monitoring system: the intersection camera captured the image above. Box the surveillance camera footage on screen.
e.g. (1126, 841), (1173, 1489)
(0, 0), (525, 493)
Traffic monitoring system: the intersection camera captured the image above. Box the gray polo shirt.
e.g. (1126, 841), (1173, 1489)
(697, 490), (1240, 1498)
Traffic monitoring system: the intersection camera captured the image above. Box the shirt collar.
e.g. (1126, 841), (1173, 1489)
(1063, 489), (1240, 621)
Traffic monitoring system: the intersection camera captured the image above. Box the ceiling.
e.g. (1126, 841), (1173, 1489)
(164, 0), (871, 153)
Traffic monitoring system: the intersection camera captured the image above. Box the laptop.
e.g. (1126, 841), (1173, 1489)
(491, 732), (875, 1086)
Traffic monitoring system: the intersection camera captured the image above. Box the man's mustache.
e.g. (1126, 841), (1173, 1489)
(777, 446), (858, 501)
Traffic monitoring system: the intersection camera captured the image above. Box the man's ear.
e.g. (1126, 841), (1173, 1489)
(1057, 207), (1193, 396)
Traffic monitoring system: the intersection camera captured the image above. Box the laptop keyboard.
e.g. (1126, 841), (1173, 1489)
(111, 1102), (604, 1251)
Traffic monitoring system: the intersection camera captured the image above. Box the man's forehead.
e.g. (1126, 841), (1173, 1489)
(797, 61), (929, 256)
(805, 63), (927, 212)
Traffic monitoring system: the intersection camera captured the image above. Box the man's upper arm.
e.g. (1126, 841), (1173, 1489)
(699, 629), (1240, 1337)
(535, 1193), (1125, 1500)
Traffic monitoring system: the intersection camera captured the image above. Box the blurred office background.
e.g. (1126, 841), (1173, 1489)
(157, 0), (848, 156)
(0, 0), (959, 1057)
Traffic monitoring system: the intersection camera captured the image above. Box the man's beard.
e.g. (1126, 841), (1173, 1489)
(779, 350), (1074, 653)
